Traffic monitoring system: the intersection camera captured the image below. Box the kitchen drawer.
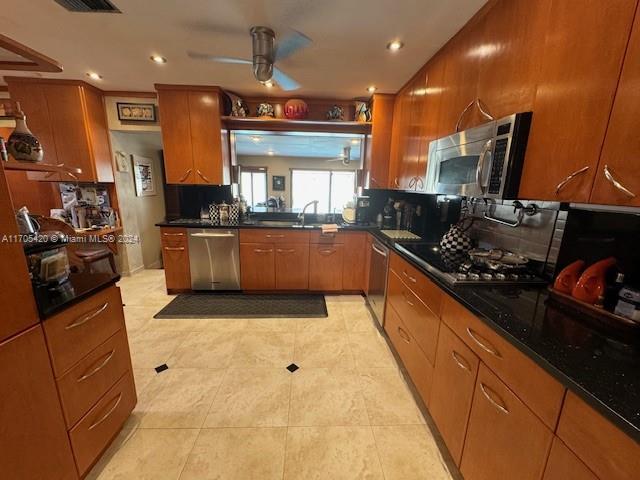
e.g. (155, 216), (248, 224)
(57, 329), (132, 428)
(557, 392), (639, 480)
(240, 228), (309, 244)
(44, 285), (125, 377)
(69, 371), (136, 476)
(387, 270), (440, 365)
(460, 364), (554, 480)
(309, 230), (344, 244)
(160, 227), (188, 246)
(384, 303), (434, 404)
(543, 437), (598, 480)
(441, 295), (564, 430)
(389, 252), (443, 315)
(308, 243), (344, 291)
(429, 323), (479, 465)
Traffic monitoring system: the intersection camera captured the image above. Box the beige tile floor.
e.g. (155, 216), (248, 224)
(87, 268), (454, 480)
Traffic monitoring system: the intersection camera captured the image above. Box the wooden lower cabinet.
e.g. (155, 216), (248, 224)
(342, 232), (367, 291)
(429, 323), (479, 466)
(460, 364), (554, 480)
(384, 303), (434, 403)
(1, 325), (78, 480)
(275, 243), (309, 290)
(309, 243), (344, 291)
(543, 437), (598, 480)
(240, 243), (276, 290)
(160, 228), (191, 291)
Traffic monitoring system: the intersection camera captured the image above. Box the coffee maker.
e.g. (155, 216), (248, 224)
(355, 196), (370, 225)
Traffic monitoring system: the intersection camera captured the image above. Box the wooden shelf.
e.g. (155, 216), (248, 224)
(222, 116), (372, 134)
(2, 161), (82, 176)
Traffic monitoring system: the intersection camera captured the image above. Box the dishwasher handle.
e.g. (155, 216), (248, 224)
(371, 243), (388, 257)
(190, 232), (236, 238)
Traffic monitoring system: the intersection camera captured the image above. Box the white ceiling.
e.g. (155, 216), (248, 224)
(0, 0), (486, 97)
(235, 131), (362, 160)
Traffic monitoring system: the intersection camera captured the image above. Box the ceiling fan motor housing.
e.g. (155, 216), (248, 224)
(250, 26), (275, 82)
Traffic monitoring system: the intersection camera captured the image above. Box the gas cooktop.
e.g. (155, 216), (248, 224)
(395, 242), (548, 286)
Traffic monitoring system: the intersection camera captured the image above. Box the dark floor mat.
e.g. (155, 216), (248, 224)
(154, 293), (327, 319)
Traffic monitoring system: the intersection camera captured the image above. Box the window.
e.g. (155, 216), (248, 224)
(291, 169), (356, 213)
(240, 168), (267, 207)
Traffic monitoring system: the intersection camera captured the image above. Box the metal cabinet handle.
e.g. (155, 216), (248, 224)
(370, 176), (378, 186)
(371, 244), (387, 257)
(475, 139), (493, 195)
(77, 350), (116, 383)
(555, 166), (589, 194)
(253, 248), (273, 253)
(178, 169), (192, 182)
(409, 177), (417, 189)
(394, 177), (400, 188)
(319, 249), (336, 255)
(197, 169), (211, 183)
(415, 177), (424, 190)
(480, 383), (509, 415)
(397, 326), (411, 343)
(265, 234), (285, 238)
(191, 232), (235, 238)
(455, 98), (494, 132)
(466, 327), (501, 358)
(402, 290), (415, 307)
(88, 393), (123, 430)
(402, 270), (417, 284)
(163, 232), (184, 237)
(164, 246), (185, 251)
(451, 350), (471, 372)
(66, 302), (109, 330)
(276, 248), (296, 253)
(604, 165), (636, 198)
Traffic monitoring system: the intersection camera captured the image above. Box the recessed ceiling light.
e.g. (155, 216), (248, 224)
(251, 136), (261, 143)
(86, 72), (102, 80)
(367, 85), (377, 93)
(387, 40), (404, 52)
(262, 80), (274, 88)
(267, 150), (275, 156)
(150, 55), (167, 64)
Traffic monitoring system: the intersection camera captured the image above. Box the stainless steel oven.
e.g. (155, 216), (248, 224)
(425, 112), (532, 199)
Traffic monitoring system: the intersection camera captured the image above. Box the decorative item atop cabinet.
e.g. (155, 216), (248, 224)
(256, 102), (275, 117)
(284, 98), (309, 119)
(5, 77), (115, 183)
(155, 84), (231, 185)
(6, 103), (44, 162)
(326, 104), (344, 121)
(355, 101), (372, 122)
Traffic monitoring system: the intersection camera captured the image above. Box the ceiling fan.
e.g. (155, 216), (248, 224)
(326, 147), (352, 166)
(188, 26), (311, 91)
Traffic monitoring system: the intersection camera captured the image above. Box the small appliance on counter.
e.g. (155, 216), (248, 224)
(355, 195), (370, 225)
(16, 206), (40, 235)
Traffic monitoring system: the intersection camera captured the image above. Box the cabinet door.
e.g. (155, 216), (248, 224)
(460, 364), (554, 480)
(543, 438), (598, 480)
(476, 0), (551, 120)
(342, 232), (367, 291)
(6, 80), (59, 167)
(240, 243), (275, 290)
(275, 243), (309, 290)
(309, 244), (344, 291)
(157, 89), (195, 184)
(519, 0), (637, 202)
(44, 84), (96, 182)
(367, 93), (395, 189)
(429, 324), (479, 465)
(161, 244), (191, 291)
(81, 86), (114, 183)
(401, 70), (428, 190)
(188, 91), (225, 185)
(388, 85), (412, 189)
(590, 8), (640, 206)
(0, 326), (78, 480)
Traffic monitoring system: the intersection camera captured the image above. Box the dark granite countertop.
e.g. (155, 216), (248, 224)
(155, 220), (640, 440)
(155, 218), (373, 230)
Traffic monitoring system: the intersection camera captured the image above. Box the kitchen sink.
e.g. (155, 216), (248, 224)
(256, 220), (302, 227)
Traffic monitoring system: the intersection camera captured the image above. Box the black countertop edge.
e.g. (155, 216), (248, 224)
(368, 228), (640, 443)
(155, 220), (373, 230)
(35, 274), (121, 320)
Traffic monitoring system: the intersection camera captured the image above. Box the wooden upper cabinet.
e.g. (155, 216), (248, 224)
(6, 78), (114, 183)
(460, 364), (554, 480)
(156, 85), (230, 185)
(476, 0), (551, 120)
(590, 6), (640, 206)
(366, 93), (395, 189)
(1, 326), (78, 480)
(518, 0), (637, 202)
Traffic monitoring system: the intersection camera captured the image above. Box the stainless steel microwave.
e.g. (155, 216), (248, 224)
(425, 112), (532, 199)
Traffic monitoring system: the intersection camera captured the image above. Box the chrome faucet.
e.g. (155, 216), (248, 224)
(298, 200), (319, 226)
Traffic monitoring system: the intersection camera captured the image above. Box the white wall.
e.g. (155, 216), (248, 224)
(110, 131), (165, 273)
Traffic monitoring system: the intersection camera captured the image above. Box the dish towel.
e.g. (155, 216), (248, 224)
(321, 224), (339, 234)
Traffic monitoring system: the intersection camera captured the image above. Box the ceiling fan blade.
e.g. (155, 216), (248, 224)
(187, 52), (252, 64)
(272, 66), (300, 91)
(275, 29), (312, 61)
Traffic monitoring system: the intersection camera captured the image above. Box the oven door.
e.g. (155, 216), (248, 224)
(428, 138), (494, 196)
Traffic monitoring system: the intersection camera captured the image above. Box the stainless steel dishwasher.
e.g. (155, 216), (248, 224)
(366, 238), (389, 327)
(187, 229), (241, 290)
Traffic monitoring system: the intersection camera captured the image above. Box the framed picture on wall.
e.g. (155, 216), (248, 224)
(116, 102), (156, 122)
(131, 154), (156, 197)
(272, 175), (285, 191)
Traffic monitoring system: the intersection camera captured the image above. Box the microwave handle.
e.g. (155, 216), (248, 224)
(475, 139), (493, 195)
